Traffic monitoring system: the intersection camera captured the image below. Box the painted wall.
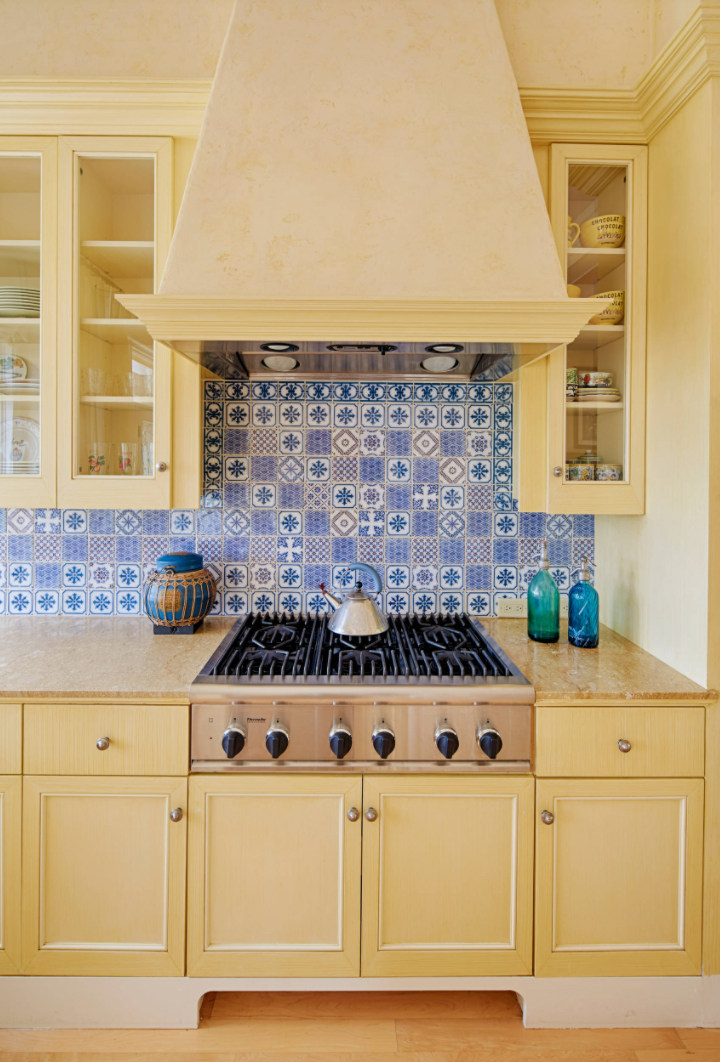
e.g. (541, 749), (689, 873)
(0, 0), (701, 90)
(0, 379), (593, 619)
(596, 81), (713, 685)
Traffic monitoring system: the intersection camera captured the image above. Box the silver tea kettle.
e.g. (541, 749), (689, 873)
(319, 563), (388, 637)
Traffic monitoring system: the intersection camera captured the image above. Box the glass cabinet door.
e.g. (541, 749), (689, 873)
(0, 138), (57, 506)
(58, 137), (172, 507)
(548, 144), (647, 515)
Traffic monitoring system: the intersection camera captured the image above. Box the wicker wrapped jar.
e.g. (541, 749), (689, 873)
(144, 551), (216, 630)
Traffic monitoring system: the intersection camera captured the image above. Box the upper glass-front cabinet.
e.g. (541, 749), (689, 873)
(58, 137), (173, 507)
(548, 143), (647, 515)
(0, 138), (57, 506)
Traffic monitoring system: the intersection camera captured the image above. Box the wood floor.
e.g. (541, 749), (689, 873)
(0, 990), (719, 1061)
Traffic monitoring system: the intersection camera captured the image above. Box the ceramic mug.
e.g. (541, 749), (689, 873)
(577, 371), (613, 387)
(568, 463), (594, 481)
(589, 290), (624, 325)
(595, 464), (623, 481)
(88, 442), (107, 475)
(580, 214), (625, 248)
(568, 216), (581, 247)
(566, 283), (581, 298)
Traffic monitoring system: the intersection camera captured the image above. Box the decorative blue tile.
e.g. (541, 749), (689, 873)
(411, 565), (438, 591)
(333, 382), (358, 401)
(439, 512), (465, 538)
(385, 590), (409, 615)
(385, 564), (409, 589)
(275, 457), (302, 484)
(386, 429), (411, 456)
(8, 589), (33, 614)
(306, 429), (331, 455)
(116, 537), (141, 562)
(306, 402), (331, 427)
(359, 457), (384, 482)
(277, 590), (302, 613)
(250, 511), (276, 536)
(89, 589), (113, 614)
(252, 381), (278, 400)
(466, 431), (492, 458)
(204, 455), (223, 482)
(411, 537), (438, 564)
(332, 484), (357, 508)
(441, 405), (465, 429)
(225, 380), (250, 400)
(387, 382), (411, 402)
(439, 539), (464, 564)
(306, 511), (330, 536)
(306, 381), (331, 401)
(386, 511), (410, 536)
(469, 383), (492, 402)
(279, 402), (303, 427)
(278, 536), (303, 563)
(550, 565), (571, 590)
(279, 381), (304, 401)
(358, 510), (384, 537)
(7, 508), (33, 534)
(205, 401), (223, 427)
(495, 383), (513, 403)
(440, 432), (465, 457)
(359, 430), (385, 456)
(385, 538), (410, 562)
(387, 458), (411, 482)
(386, 483), (411, 509)
(332, 456), (358, 479)
(360, 382), (385, 401)
(493, 565), (517, 591)
(116, 510), (142, 536)
(467, 592), (491, 616)
(360, 403), (385, 427)
(223, 537), (250, 561)
(414, 383), (439, 402)
(468, 404), (492, 430)
(387, 403), (411, 429)
(331, 538), (358, 563)
(197, 510), (222, 535)
(34, 589), (60, 614)
(494, 459), (512, 484)
(548, 538), (571, 565)
(440, 565), (463, 589)
(413, 591), (437, 614)
(223, 590), (249, 614)
(466, 565), (491, 590)
(8, 535), (32, 560)
(63, 510), (87, 534)
(414, 405), (438, 430)
(547, 514), (573, 538)
(519, 512), (546, 537)
(116, 563), (140, 588)
(224, 456), (249, 480)
(278, 510), (303, 535)
(304, 564), (331, 589)
(116, 589), (141, 613)
(35, 563), (61, 588)
(8, 561), (32, 586)
(36, 508), (62, 534)
(32, 536), (60, 562)
(278, 564), (303, 589)
(439, 592), (464, 615)
(468, 459), (492, 484)
(467, 511), (492, 537)
(305, 590), (330, 614)
(494, 404), (513, 429)
(359, 483), (385, 509)
(62, 536), (88, 561)
(252, 403), (276, 427)
(493, 539), (518, 564)
(0, 510), (5, 534)
(412, 511), (437, 536)
(223, 563), (248, 588)
(89, 536), (115, 562)
(493, 488), (514, 511)
(202, 489), (223, 508)
(440, 486), (464, 510)
(142, 510), (169, 535)
(413, 485), (438, 510)
(413, 458), (439, 483)
(205, 380), (224, 400)
(573, 514), (594, 537)
(224, 428), (249, 454)
(251, 484), (276, 509)
(62, 588), (87, 614)
(279, 430), (303, 455)
(333, 403), (358, 428)
(494, 512), (518, 537)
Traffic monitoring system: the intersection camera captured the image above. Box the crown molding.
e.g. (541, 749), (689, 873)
(0, 78), (212, 136)
(115, 294), (607, 347)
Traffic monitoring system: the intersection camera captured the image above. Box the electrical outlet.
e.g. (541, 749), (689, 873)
(497, 598), (527, 617)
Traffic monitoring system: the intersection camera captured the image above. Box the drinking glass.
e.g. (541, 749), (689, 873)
(88, 442), (108, 475)
(118, 442), (139, 475)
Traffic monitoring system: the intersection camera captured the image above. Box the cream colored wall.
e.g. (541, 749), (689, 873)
(596, 80), (713, 686)
(652, 0), (700, 54)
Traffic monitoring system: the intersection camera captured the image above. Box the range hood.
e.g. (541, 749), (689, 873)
(118, 0), (605, 379)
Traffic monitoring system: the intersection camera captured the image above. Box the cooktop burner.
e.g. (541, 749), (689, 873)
(195, 612), (529, 686)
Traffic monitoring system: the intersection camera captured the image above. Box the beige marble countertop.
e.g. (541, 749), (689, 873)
(0, 616), (713, 703)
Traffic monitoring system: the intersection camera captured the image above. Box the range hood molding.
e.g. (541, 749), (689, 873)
(116, 294), (608, 347)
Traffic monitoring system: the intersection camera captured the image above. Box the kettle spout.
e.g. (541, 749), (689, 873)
(319, 583), (341, 610)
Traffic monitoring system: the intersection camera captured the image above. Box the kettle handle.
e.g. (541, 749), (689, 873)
(342, 562), (383, 595)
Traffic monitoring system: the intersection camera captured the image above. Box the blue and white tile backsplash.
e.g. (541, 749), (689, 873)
(0, 380), (594, 617)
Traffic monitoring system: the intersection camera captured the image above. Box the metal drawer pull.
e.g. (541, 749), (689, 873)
(618, 739), (632, 753)
(346, 807), (360, 822)
(365, 807), (378, 822)
(170, 808), (183, 823)
(541, 810), (554, 825)
(96, 737), (110, 751)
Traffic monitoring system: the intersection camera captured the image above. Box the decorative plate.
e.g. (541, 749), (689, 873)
(0, 354), (27, 382)
(0, 416), (40, 465)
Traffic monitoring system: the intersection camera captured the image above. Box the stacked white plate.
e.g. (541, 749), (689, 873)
(0, 287), (40, 318)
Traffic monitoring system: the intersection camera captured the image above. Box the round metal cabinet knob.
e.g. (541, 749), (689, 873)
(155, 461), (168, 472)
(365, 807), (378, 822)
(170, 808), (183, 823)
(552, 466), (563, 478)
(96, 737), (110, 751)
(346, 807), (360, 822)
(541, 810), (555, 825)
(618, 739), (632, 753)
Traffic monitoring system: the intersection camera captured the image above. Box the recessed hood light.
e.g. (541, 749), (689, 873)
(425, 344), (464, 354)
(421, 355), (459, 373)
(260, 343), (299, 352)
(261, 355), (299, 371)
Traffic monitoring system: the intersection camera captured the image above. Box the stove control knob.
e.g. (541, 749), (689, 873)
(372, 724), (395, 760)
(435, 724), (459, 760)
(478, 726), (503, 760)
(221, 722), (247, 759)
(329, 722), (353, 760)
(266, 722), (289, 759)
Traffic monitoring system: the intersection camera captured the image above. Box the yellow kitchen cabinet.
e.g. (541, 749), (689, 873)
(0, 137), (58, 507)
(361, 775), (534, 976)
(535, 778), (703, 976)
(0, 776), (22, 973)
(519, 143), (648, 515)
(22, 776), (187, 975)
(187, 774), (362, 977)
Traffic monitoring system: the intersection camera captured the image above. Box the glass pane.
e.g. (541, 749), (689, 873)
(0, 155), (42, 478)
(75, 155), (155, 477)
(565, 162), (628, 483)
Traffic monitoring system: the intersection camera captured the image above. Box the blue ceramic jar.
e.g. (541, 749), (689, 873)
(144, 552), (216, 631)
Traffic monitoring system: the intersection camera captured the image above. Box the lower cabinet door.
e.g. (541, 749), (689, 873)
(187, 774), (362, 976)
(0, 776), (21, 974)
(535, 779), (704, 976)
(361, 775), (535, 976)
(22, 776), (187, 975)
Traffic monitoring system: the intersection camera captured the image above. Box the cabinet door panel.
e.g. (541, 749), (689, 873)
(535, 778), (703, 976)
(361, 775), (534, 976)
(187, 774), (362, 977)
(22, 776), (186, 975)
(0, 777), (21, 974)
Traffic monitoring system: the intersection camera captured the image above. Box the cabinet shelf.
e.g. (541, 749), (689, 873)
(80, 395), (153, 411)
(567, 247), (626, 284)
(0, 393), (39, 403)
(80, 318), (149, 342)
(80, 241), (154, 278)
(569, 325), (625, 350)
(566, 401), (624, 414)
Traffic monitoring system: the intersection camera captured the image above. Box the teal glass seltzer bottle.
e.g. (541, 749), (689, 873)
(568, 556), (599, 648)
(527, 541), (559, 643)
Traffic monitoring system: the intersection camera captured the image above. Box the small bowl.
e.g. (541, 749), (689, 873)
(595, 464), (623, 481)
(580, 214), (625, 248)
(577, 371), (613, 388)
(589, 290), (624, 326)
(568, 464), (594, 481)
(566, 283), (582, 298)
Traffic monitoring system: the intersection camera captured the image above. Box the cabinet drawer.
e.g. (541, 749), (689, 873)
(23, 704), (188, 775)
(0, 705), (22, 773)
(535, 705), (705, 777)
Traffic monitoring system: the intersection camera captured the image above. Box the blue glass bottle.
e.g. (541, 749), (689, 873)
(568, 556), (599, 648)
(527, 542), (559, 643)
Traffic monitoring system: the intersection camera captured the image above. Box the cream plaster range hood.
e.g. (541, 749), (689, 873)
(118, 0), (605, 380)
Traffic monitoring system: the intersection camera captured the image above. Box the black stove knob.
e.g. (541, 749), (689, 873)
(372, 724), (395, 759)
(435, 724), (459, 760)
(266, 722), (289, 759)
(221, 723), (246, 759)
(478, 726), (503, 760)
(329, 723), (353, 760)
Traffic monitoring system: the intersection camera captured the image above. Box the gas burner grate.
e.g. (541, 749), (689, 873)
(334, 649), (388, 678)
